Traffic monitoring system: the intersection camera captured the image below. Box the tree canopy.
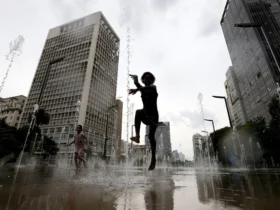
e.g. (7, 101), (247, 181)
(0, 109), (58, 164)
(208, 95), (280, 167)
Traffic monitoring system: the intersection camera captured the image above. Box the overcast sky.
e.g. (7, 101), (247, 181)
(0, 0), (232, 159)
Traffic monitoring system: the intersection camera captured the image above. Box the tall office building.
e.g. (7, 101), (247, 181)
(221, 0), (280, 122)
(145, 122), (172, 160)
(19, 12), (120, 156)
(192, 133), (210, 163)
(171, 150), (180, 162)
(225, 66), (248, 126)
(192, 134), (202, 162)
(179, 152), (186, 162)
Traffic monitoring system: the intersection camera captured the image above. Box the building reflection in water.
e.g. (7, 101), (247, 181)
(195, 172), (214, 204)
(0, 167), (118, 210)
(195, 170), (280, 209)
(144, 170), (175, 210)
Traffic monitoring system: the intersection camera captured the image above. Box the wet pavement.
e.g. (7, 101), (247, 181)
(0, 165), (280, 210)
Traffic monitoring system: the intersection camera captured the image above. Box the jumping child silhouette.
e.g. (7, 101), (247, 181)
(129, 72), (158, 171)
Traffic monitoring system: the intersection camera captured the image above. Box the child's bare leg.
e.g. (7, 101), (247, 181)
(148, 125), (157, 171)
(74, 154), (79, 169)
(131, 110), (141, 143)
(77, 156), (87, 168)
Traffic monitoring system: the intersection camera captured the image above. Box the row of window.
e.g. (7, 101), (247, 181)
(83, 22), (118, 129)
(22, 31), (93, 125)
(45, 23), (92, 49)
(60, 18), (85, 34)
(222, 4), (277, 122)
(21, 22), (118, 138)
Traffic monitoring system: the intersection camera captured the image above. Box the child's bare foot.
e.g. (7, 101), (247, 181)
(148, 158), (156, 171)
(130, 136), (140, 143)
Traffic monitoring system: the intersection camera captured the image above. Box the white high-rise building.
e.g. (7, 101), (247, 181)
(19, 12), (120, 157)
(179, 152), (185, 162)
(145, 122), (172, 160)
(225, 66), (248, 126)
(192, 133), (206, 162)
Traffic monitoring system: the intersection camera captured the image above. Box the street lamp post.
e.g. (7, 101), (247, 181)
(24, 57), (65, 162)
(201, 130), (208, 135)
(212, 95), (233, 127)
(201, 130), (212, 166)
(204, 119), (216, 156)
(103, 105), (118, 159)
(204, 119), (216, 133)
(37, 57), (65, 103)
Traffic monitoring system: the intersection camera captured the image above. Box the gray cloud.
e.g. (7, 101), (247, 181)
(150, 52), (165, 64)
(49, 0), (80, 22)
(118, 0), (152, 32)
(152, 0), (179, 10)
(161, 107), (218, 130)
(180, 108), (218, 129)
(198, 16), (221, 37)
(196, 1), (223, 37)
(162, 112), (188, 126)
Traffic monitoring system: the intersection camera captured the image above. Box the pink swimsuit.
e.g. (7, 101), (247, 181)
(74, 133), (85, 156)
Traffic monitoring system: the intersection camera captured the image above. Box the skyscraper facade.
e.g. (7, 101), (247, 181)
(145, 122), (172, 160)
(192, 134), (203, 163)
(19, 12), (120, 156)
(192, 133), (210, 164)
(225, 66), (248, 126)
(221, 0), (280, 122)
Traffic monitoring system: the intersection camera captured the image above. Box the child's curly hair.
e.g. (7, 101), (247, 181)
(141, 72), (155, 84)
(77, 124), (83, 130)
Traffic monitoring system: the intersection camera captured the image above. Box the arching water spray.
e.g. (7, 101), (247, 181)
(198, 93), (211, 167)
(130, 103), (134, 151)
(0, 35), (24, 95)
(6, 103), (37, 210)
(119, 6), (132, 167)
(224, 89), (243, 166)
(126, 27), (131, 159)
(68, 100), (81, 169)
(197, 93), (216, 199)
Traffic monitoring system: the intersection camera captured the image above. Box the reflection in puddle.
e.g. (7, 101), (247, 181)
(0, 166), (280, 209)
(195, 169), (280, 209)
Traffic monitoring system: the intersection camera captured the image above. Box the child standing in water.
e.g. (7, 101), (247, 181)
(129, 72), (158, 171)
(66, 125), (87, 170)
